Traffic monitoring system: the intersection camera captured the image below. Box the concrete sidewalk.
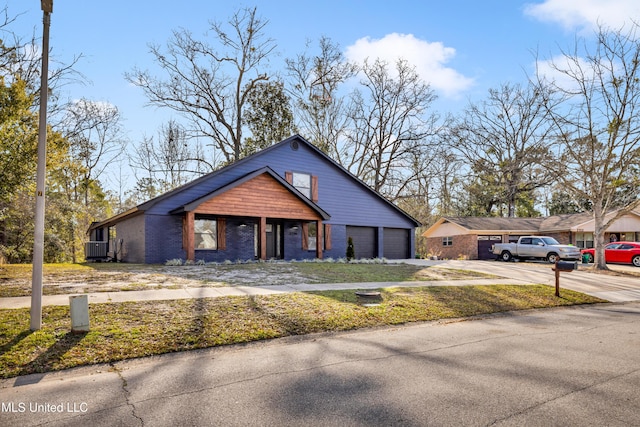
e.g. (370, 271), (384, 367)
(3, 258), (639, 309)
(0, 278), (530, 309)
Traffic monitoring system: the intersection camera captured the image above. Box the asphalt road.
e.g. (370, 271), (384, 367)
(1, 301), (639, 426)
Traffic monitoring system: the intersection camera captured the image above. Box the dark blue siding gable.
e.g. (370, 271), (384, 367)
(144, 136), (417, 230)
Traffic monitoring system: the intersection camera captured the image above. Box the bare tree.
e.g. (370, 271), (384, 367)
(125, 7), (275, 164)
(345, 58), (438, 199)
(62, 98), (126, 204)
(129, 120), (212, 201)
(451, 82), (556, 217)
(535, 23), (640, 269)
(0, 5), (83, 122)
(285, 36), (358, 156)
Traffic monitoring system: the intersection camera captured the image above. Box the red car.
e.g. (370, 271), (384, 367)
(581, 241), (640, 267)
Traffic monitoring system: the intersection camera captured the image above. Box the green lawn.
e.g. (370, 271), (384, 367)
(0, 284), (605, 379)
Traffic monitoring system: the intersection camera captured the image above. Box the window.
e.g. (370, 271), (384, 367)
(292, 172), (312, 199)
(442, 236), (452, 247)
(576, 232), (594, 249)
(286, 171), (318, 202)
(301, 222), (321, 251)
(307, 222), (317, 249)
(195, 219), (217, 250)
(541, 237), (560, 245)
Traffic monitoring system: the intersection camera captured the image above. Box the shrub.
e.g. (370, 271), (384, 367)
(346, 237), (355, 261)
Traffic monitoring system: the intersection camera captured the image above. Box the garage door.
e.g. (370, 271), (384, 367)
(346, 226), (377, 259)
(477, 235), (502, 260)
(383, 228), (410, 259)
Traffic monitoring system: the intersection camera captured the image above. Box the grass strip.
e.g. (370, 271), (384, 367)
(0, 284), (605, 379)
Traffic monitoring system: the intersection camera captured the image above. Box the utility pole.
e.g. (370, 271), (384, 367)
(31, 0), (53, 331)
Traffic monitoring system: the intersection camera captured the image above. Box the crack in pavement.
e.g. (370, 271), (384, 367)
(112, 363), (144, 426)
(486, 366), (640, 426)
(112, 325), (550, 406)
(113, 310), (637, 412)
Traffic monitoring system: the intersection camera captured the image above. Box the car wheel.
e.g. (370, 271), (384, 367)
(547, 253), (559, 264)
(586, 253), (594, 263)
(632, 255), (640, 267)
(501, 251), (513, 262)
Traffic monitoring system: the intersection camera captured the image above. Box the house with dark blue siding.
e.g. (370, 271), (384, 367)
(87, 135), (420, 263)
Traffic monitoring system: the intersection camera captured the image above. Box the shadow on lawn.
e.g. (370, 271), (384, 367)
(0, 330), (33, 356)
(18, 331), (88, 380)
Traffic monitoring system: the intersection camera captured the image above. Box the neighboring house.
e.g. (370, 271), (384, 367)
(87, 135), (420, 264)
(422, 210), (640, 260)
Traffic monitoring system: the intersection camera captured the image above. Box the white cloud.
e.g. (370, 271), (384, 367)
(534, 55), (588, 92)
(524, 0), (640, 32)
(345, 33), (474, 98)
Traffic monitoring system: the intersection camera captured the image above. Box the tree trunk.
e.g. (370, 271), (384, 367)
(592, 203), (608, 270)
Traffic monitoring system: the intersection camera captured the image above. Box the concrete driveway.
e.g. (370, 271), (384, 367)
(420, 259), (640, 302)
(1, 301), (639, 426)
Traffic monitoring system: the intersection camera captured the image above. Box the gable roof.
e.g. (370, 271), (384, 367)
(445, 217), (544, 232)
(90, 135), (419, 231)
(423, 208), (640, 238)
(169, 166), (330, 220)
(539, 212), (594, 231)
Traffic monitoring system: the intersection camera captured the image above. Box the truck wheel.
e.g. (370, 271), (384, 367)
(632, 255), (640, 267)
(501, 251), (513, 262)
(547, 253), (559, 264)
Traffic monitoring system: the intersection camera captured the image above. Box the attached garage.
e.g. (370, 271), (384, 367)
(383, 228), (410, 259)
(346, 226), (377, 259)
(477, 235), (502, 260)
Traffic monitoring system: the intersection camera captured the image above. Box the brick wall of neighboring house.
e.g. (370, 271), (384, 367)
(425, 234), (477, 260)
(545, 232), (571, 245)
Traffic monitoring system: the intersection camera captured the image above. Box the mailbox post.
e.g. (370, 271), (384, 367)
(552, 261), (577, 297)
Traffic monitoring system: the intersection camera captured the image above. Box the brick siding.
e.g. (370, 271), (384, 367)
(425, 234), (477, 260)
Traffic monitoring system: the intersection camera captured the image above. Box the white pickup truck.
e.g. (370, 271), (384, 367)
(491, 236), (581, 263)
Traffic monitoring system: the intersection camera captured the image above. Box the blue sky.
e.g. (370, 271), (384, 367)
(5, 0), (640, 190)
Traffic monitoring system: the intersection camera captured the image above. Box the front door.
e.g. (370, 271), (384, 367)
(265, 221), (283, 259)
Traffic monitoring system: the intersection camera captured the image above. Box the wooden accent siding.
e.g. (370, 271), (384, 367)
(185, 211), (195, 261)
(259, 217), (267, 260)
(301, 222), (309, 250)
(311, 176), (319, 202)
(217, 218), (226, 250)
(324, 224), (332, 250)
(195, 173), (322, 220)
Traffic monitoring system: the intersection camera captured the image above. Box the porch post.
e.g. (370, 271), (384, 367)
(186, 211), (195, 262)
(259, 217), (267, 260)
(316, 219), (323, 259)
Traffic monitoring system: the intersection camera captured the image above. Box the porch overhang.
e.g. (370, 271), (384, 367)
(172, 167), (330, 261)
